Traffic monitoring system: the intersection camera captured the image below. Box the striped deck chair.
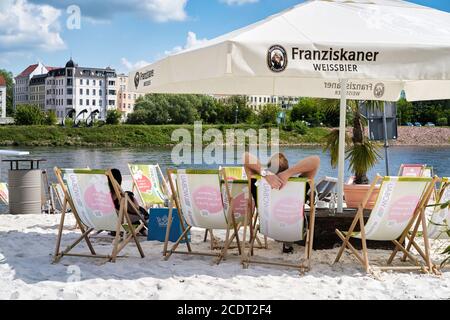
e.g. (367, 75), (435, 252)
(128, 164), (168, 208)
(53, 168), (145, 263)
(164, 169), (241, 264)
(399, 164), (427, 177)
(334, 176), (437, 274)
(0, 183), (9, 205)
(403, 177), (449, 272)
(241, 176), (316, 272)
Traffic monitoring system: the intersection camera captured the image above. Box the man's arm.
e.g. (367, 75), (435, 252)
(244, 152), (283, 190)
(278, 156), (321, 186)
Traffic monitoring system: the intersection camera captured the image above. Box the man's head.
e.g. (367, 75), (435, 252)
(267, 153), (289, 174)
(272, 52), (283, 66)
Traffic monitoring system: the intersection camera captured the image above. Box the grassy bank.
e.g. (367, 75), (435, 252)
(0, 125), (330, 147)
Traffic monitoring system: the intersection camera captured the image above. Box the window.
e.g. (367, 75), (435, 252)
(108, 100), (115, 106)
(80, 89), (83, 95)
(67, 99), (73, 106)
(108, 81), (115, 86)
(99, 100), (102, 107)
(86, 79), (90, 85)
(86, 89), (90, 95)
(80, 79), (83, 85)
(80, 99), (83, 106)
(99, 89), (102, 96)
(93, 80), (96, 86)
(67, 69), (73, 77)
(109, 90), (116, 95)
(67, 79), (73, 86)
(128, 94), (131, 99)
(99, 80), (103, 86)
(93, 89), (96, 95)
(93, 100), (96, 106)
(86, 100), (90, 106)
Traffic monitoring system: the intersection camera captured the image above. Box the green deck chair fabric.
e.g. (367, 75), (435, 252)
(128, 164), (166, 207)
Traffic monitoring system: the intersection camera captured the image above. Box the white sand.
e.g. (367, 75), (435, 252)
(0, 213), (449, 300)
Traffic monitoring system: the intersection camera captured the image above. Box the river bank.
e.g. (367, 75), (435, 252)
(0, 125), (448, 147)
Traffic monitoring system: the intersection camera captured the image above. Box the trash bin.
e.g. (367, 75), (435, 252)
(3, 159), (46, 215)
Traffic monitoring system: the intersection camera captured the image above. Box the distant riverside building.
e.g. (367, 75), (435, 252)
(0, 75), (6, 118)
(29, 74), (47, 110)
(45, 59), (117, 121)
(14, 62), (53, 109)
(212, 94), (299, 111)
(116, 74), (143, 120)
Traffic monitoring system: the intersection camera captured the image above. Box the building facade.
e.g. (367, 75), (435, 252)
(29, 74), (47, 110)
(0, 75), (6, 118)
(14, 62), (50, 109)
(45, 59), (117, 121)
(116, 74), (143, 120)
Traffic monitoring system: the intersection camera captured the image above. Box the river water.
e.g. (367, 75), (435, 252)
(1, 146), (449, 183)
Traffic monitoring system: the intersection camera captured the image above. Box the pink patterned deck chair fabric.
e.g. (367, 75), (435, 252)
(63, 169), (122, 232)
(353, 177), (433, 241)
(221, 167), (249, 225)
(399, 164), (426, 177)
(0, 183), (9, 205)
(176, 169), (228, 230)
(256, 176), (308, 242)
(128, 164), (167, 207)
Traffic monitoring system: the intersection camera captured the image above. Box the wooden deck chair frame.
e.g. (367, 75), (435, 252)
(204, 166), (267, 251)
(241, 176), (316, 272)
(334, 175), (438, 274)
(53, 168), (145, 263)
(401, 177), (449, 274)
(398, 164), (427, 177)
(128, 163), (168, 209)
(163, 169), (241, 264)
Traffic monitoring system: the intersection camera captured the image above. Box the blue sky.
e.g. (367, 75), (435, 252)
(1, 0), (449, 76)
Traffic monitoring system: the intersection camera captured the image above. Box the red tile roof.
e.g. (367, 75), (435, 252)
(0, 75), (5, 86)
(17, 64), (39, 78)
(46, 66), (60, 71)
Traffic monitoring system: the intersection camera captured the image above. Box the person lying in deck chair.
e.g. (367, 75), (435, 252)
(108, 168), (149, 236)
(244, 152), (320, 254)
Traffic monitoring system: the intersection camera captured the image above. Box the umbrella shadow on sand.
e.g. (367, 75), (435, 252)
(0, 228), (325, 286)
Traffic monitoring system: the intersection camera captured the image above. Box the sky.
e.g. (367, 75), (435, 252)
(0, 0), (449, 76)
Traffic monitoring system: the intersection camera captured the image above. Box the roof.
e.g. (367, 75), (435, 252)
(17, 64), (39, 78)
(0, 75), (5, 86)
(46, 67), (59, 72)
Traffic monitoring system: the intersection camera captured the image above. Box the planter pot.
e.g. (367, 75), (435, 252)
(344, 178), (380, 210)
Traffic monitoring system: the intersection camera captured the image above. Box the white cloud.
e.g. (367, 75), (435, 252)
(220, 0), (259, 5)
(164, 31), (209, 56)
(120, 58), (150, 71)
(28, 0), (188, 23)
(0, 0), (65, 53)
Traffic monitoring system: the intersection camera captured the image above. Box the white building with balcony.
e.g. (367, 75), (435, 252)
(45, 59), (117, 122)
(14, 62), (52, 109)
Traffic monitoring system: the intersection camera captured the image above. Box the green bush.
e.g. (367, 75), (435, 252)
(257, 104), (280, 125)
(292, 121), (308, 135)
(437, 117), (448, 126)
(106, 110), (123, 125)
(64, 118), (74, 127)
(44, 110), (58, 126)
(14, 105), (45, 125)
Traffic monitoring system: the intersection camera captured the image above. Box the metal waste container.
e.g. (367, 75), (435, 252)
(3, 159), (46, 215)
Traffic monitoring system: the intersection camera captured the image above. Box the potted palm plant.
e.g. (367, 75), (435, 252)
(323, 100), (382, 209)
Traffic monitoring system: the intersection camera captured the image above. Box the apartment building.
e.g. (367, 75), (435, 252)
(14, 62), (52, 109)
(116, 74), (143, 119)
(29, 74), (47, 110)
(45, 59), (117, 121)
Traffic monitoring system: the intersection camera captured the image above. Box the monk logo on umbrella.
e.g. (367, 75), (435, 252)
(268, 45), (288, 73)
(374, 83), (385, 98)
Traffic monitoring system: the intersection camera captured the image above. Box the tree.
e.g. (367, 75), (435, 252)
(397, 98), (414, 124)
(14, 104), (45, 125)
(44, 110), (58, 126)
(290, 98), (325, 127)
(257, 104), (280, 125)
(106, 109), (123, 125)
(0, 69), (14, 116)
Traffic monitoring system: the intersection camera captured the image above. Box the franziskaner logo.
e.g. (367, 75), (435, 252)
(267, 45), (288, 73)
(374, 83), (385, 98)
(134, 72), (140, 89)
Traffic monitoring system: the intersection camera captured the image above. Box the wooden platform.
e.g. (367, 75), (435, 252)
(299, 208), (396, 250)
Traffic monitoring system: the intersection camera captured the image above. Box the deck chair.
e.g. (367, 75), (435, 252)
(53, 168), (145, 263)
(314, 176), (338, 203)
(241, 176), (316, 272)
(0, 182), (9, 205)
(51, 183), (66, 212)
(128, 164), (168, 208)
(163, 169), (241, 264)
(334, 176), (437, 274)
(403, 177), (449, 272)
(399, 164), (427, 177)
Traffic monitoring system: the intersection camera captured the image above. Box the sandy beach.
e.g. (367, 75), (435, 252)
(0, 213), (448, 300)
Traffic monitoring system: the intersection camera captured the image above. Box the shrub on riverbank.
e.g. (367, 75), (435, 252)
(0, 124), (329, 147)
